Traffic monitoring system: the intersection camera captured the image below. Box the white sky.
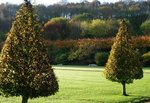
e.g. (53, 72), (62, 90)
(0, 0), (119, 5)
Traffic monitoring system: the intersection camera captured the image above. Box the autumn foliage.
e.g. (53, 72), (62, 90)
(43, 36), (150, 65)
(45, 36), (150, 50)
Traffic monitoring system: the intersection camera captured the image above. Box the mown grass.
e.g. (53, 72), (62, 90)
(0, 66), (150, 103)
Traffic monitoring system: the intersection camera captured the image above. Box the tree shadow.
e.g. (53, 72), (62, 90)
(128, 95), (150, 103)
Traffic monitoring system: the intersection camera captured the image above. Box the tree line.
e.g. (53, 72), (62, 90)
(44, 16), (150, 40)
(0, 0), (150, 38)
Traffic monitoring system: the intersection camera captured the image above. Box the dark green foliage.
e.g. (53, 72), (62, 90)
(0, 2), (58, 103)
(69, 20), (82, 39)
(68, 40), (96, 65)
(44, 17), (70, 40)
(68, 40), (96, 61)
(95, 52), (109, 66)
(104, 20), (143, 96)
(127, 14), (149, 34)
(0, 31), (6, 42)
(53, 48), (70, 65)
(142, 52), (150, 66)
(55, 53), (69, 65)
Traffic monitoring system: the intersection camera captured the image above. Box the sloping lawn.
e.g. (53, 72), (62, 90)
(0, 66), (150, 103)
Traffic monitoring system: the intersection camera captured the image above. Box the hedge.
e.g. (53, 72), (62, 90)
(45, 36), (150, 51)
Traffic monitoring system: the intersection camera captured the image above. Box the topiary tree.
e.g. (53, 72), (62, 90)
(104, 20), (143, 96)
(0, 1), (58, 103)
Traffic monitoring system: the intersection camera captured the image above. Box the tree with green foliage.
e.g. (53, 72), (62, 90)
(91, 19), (119, 38)
(44, 17), (70, 40)
(140, 19), (150, 35)
(127, 14), (148, 34)
(69, 20), (82, 39)
(0, 1), (58, 103)
(104, 20), (143, 96)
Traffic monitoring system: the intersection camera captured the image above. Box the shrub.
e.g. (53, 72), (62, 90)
(142, 52), (150, 66)
(68, 39), (96, 61)
(95, 52), (109, 66)
(55, 53), (69, 65)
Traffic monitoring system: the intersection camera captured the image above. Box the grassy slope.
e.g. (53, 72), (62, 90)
(0, 66), (150, 103)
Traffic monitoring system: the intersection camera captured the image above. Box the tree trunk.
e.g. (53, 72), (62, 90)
(22, 96), (28, 103)
(121, 82), (127, 96)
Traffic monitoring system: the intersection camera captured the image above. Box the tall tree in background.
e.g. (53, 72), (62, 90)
(44, 17), (70, 40)
(0, 1), (58, 103)
(104, 20), (143, 96)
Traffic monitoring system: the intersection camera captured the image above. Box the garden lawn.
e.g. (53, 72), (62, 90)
(0, 66), (150, 103)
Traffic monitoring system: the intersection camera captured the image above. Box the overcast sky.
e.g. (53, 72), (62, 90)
(0, 0), (119, 5)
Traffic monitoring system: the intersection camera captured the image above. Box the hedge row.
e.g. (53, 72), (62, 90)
(0, 36), (150, 66)
(44, 36), (150, 66)
(45, 36), (150, 51)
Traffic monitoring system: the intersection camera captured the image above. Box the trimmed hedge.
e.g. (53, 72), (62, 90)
(45, 36), (150, 51)
(0, 36), (150, 65)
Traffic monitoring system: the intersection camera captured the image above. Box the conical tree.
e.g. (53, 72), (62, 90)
(104, 20), (143, 96)
(0, 1), (58, 103)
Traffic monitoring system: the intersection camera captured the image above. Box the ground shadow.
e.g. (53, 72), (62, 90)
(128, 95), (150, 103)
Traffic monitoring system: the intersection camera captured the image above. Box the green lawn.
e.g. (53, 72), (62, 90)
(0, 66), (150, 103)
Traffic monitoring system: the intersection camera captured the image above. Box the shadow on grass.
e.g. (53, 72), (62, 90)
(77, 95), (150, 103)
(79, 98), (104, 103)
(127, 95), (150, 103)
